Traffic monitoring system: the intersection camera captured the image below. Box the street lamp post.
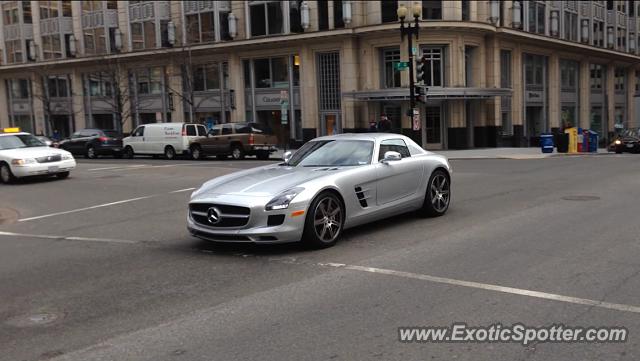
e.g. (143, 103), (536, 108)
(398, 3), (422, 131)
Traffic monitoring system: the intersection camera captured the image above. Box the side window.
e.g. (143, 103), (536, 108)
(186, 124), (197, 136)
(221, 124), (232, 135)
(379, 139), (411, 160)
(71, 132), (81, 139)
(209, 126), (221, 136)
(132, 126), (145, 137)
(197, 125), (207, 136)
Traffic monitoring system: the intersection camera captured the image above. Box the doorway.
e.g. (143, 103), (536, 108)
(424, 106), (442, 150)
(320, 112), (341, 136)
(526, 106), (544, 146)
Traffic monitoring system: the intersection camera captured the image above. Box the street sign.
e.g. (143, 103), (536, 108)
(281, 101), (289, 125)
(394, 61), (409, 71)
(412, 108), (420, 131)
(412, 47), (418, 55)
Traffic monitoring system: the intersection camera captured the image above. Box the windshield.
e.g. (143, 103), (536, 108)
(0, 134), (46, 150)
(621, 129), (639, 138)
(287, 140), (374, 167)
(235, 123), (273, 134)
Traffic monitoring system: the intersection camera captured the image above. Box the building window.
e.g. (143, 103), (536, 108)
(130, 21), (155, 50)
(614, 68), (625, 92)
(42, 34), (63, 60)
(381, 1), (398, 23)
(9, 79), (30, 99)
(420, 47), (444, 87)
(334, 0), (345, 28)
(86, 72), (113, 97)
(500, 50), (512, 88)
(422, 1), (442, 20)
(462, 0), (470, 21)
(318, 0), (328, 30)
(128, 1), (170, 50)
(381, 48), (401, 88)
(134, 67), (164, 95)
(5, 40), (23, 63)
(527, 1), (545, 34)
(563, 10), (578, 41)
(191, 63), (224, 91)
(589, 64), (604, 90)
(46, 75), (70, 98)
(560, 60), (578, 92)
(249, 1), (283, 36)
(593, 20), (604, 47)
(524, 54), (544, 87)
(183, 1), (231, 44)
(289, 0), (304, 33)
(617, 28), (626, 50)
(252, 57), (290, 88)
(82, 1), (109, 55)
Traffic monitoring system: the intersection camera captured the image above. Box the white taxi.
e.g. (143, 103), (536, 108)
(0, 128), (76, 184)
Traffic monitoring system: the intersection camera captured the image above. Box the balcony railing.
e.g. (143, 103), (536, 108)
(580, 2), (590, 17)
(3, 23), (33, 41)
(617, 11), (626, 27)
(40, 17), (73, 36)
(129, 1), (170, 21)
(82, 9), (118, 29)
(593, 3), (605, 20)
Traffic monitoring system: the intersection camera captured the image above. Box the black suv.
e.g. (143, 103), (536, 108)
(59, 129), (123, 159)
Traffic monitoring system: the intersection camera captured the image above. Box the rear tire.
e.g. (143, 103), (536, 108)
(123, 146), (134, 159)
(56, 171), (70, 179)
(164, 146), (176, 160)
(420, 169), (451, 217)
(190, 145), (203, 160)
(301, 192), (344, 248)
(231, 145), (245, 160)
(0, 163), (15, 184)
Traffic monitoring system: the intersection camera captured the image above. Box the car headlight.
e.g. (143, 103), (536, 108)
(61, 153), (74, 160)
(614, 140), (622, 145)
(265, 187), (304, 211)
(11, 158), (35, 165)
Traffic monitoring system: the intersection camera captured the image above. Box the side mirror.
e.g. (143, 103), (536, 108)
(283, 151), (293, 164)
(381, 151), (402, 163)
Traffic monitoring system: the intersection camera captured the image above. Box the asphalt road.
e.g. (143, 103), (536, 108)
(1, 154), (640, 361)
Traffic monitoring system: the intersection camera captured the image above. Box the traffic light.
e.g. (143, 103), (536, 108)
(414, 85), (425, 103)
(415, 54), (427, 84)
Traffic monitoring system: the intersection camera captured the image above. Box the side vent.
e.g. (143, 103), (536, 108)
(355, 186), (368, 208)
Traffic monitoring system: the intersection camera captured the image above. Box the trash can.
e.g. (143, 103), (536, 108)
(540, 133), (554, 153)
(588, 130), (598, 153)
(556, 133), (569, 153)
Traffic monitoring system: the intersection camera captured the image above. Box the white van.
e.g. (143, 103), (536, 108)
(122, 123), (207, 159)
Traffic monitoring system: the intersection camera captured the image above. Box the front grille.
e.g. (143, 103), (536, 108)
(36, 154), (62, 163)
(190, 203), (250, 228)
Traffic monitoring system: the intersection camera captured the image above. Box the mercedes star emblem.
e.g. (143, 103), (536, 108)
(207, 207), (221, 225)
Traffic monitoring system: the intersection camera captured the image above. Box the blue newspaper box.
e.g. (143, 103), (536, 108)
(588, 130), (598, 153)
(540, 133), (554, 153)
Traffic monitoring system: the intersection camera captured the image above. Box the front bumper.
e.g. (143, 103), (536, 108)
(187, 196), (308, 243)
(11, 159), (76, 178)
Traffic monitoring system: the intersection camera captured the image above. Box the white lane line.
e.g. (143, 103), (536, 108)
(320, 263), (640, 314)
(0, 231), (137, 244)
(169, 187), (196, 193)
(87, 165), (148, 171)
(17, 196), (153, 222)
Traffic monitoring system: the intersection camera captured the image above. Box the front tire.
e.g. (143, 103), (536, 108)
(420, 169), (451, 217)
(164, 145), (176, 160)
(190, 145), (203, 160)
(123, 146), (134, 159)
(86, 146), (97, 159)
(0, 163), (15, 184)
(301, 192), (344, 248)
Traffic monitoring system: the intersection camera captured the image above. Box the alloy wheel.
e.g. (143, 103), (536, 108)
(87, 147), (95, 159)
(313, 197), (342, 243)
(430, 173), (450, 213)
(1, 165), (10, 183)
(232, 148), (241, 159)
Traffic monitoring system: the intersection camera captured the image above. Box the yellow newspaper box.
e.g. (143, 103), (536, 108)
(564, 127), (578, 153)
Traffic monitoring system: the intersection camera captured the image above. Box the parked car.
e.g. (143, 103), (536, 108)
(122, 123), (207, 159)
(187, 133), (452, 248)
(59, 129), (123, 159)
(609, 128), (640, 154)
(0, 129), (75, 184)
(188, 122), (278, 160)
(35, 135), (57, 148)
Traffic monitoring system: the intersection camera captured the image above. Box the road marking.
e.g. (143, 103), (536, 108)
(169, 187), (196, 193)
(0, 231), (138, 244)
(319, 263), (640, 314)
(87, 165), (149, 171)
(17, 196), (153, 222)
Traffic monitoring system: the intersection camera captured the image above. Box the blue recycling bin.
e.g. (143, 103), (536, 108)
(540, 133), (554, 153)
(588, 130), (598, 152)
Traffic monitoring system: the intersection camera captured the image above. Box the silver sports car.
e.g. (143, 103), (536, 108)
(188, 133), (452, 248)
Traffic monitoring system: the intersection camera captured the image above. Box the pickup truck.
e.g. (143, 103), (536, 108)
(189, 122), (278, 160)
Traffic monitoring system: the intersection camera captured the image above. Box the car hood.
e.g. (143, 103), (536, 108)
(1, 146), (71, 158)
(193, 164), (342, 199)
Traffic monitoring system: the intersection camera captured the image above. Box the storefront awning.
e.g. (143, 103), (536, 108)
(343, 87), (512, 101)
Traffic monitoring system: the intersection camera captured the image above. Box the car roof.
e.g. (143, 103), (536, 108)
(314, 132), (412, 142)
(0, 132), (30, 137)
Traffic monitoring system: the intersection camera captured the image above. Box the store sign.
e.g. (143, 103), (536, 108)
(412, 108), (420, 131)
(526, 91), (544, 102)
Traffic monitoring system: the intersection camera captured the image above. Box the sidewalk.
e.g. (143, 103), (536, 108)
(272, 147), (611, 160)
(433, 147), (610, 160)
